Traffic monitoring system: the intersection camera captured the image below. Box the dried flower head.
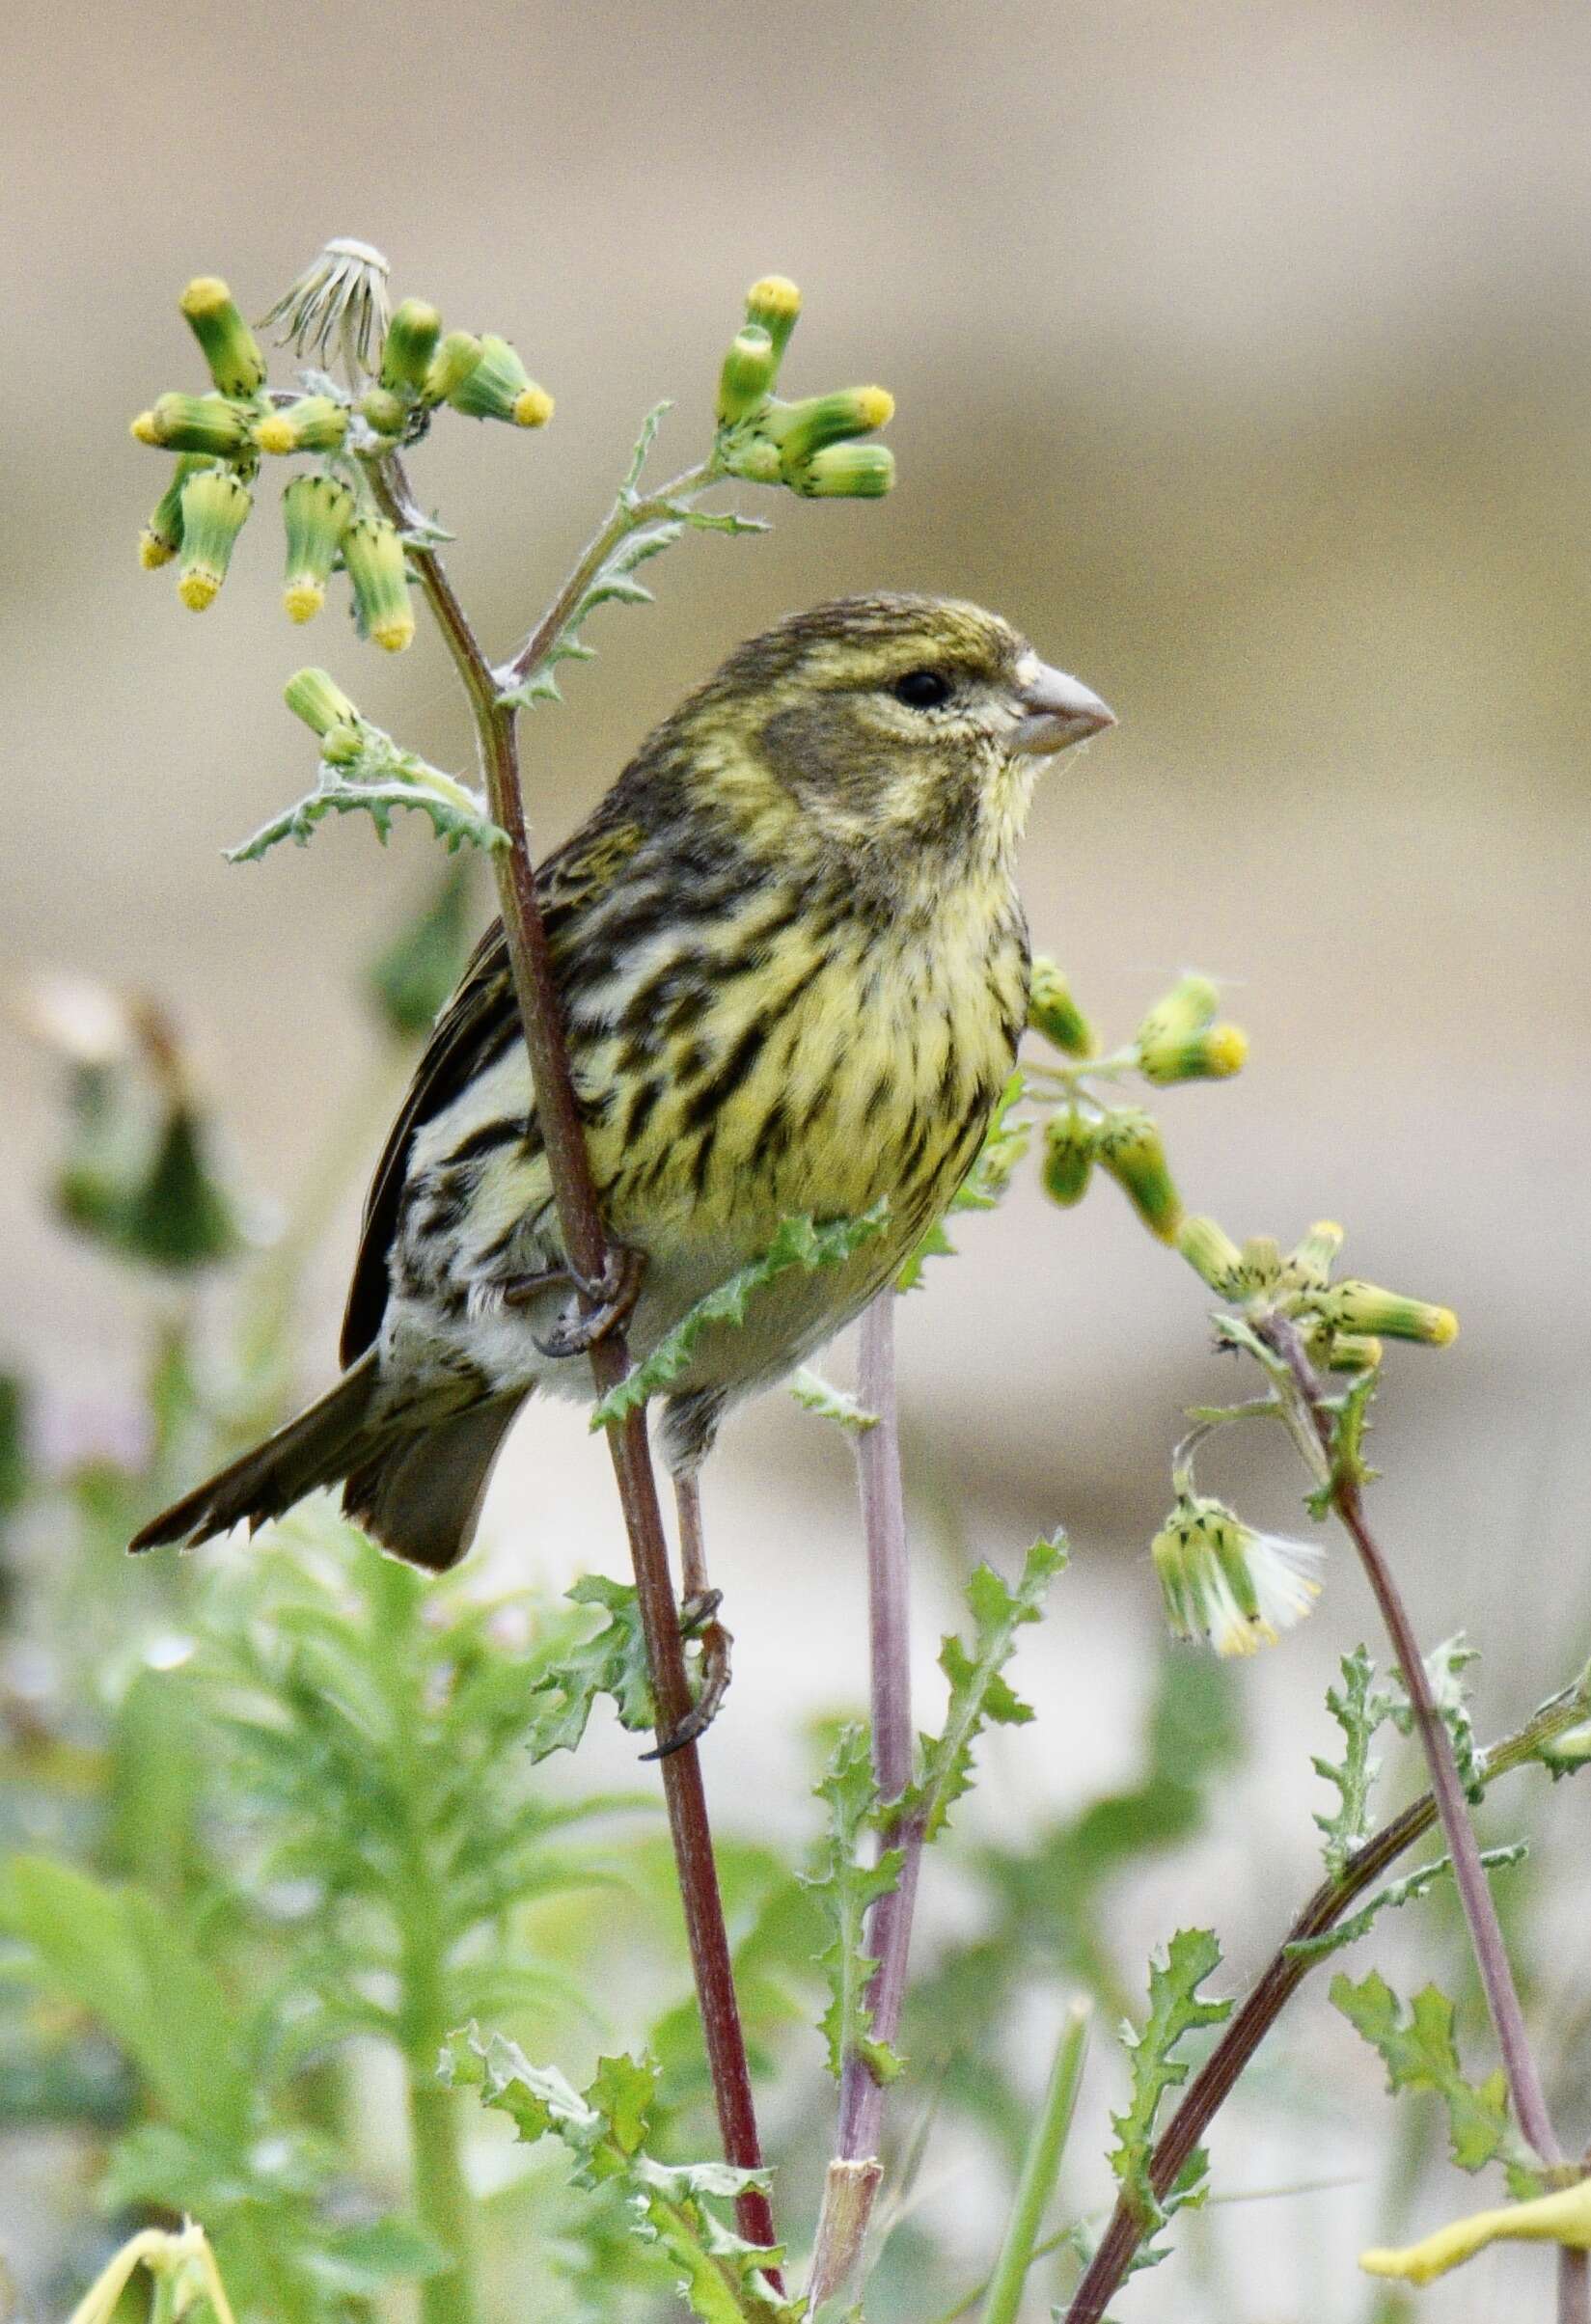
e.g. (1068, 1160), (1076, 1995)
(259, 236), (392, 380)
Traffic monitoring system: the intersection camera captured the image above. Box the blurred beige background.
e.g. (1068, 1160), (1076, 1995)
(4, 3), (1591, 2316)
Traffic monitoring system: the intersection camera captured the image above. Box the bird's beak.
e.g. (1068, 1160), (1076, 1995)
(1010, 659), (1116, 756)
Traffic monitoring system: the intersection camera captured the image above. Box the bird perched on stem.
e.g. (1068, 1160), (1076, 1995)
(133, 594), (1112, 1571)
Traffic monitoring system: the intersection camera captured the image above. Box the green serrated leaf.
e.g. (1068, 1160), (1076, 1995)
(679, 506), (769, 535)
(1286, 1843), (1527, 1964)
(445, 2025), (796, 2320)
(899, 1073), (1029, 1289)
(623, 400), (673, 494)
(909, 1536), (1066, 1839)
(1385, 1634), (1485, 1804)
(1330, 1969), (1538, 2186)
(1305, 1367), (1380, 1516)
(1312, 1646), (1396, 1878)
(590, 1205), (890, 1430)
(801, 1726), (904, 2085)
(229, 727), (506, 863)
(788, 1368), (879, 1433)
(523, 1574), (656, 1758)
(1109, 1928), (1233, 2267)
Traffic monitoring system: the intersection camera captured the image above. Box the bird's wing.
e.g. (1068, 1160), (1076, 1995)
(338, 813), (646, 1367)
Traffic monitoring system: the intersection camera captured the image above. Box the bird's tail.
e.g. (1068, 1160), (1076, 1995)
(342, 1394), (525, 1572)
(129, 1354), (526, 1574)
(131, 1354), (383, 1556)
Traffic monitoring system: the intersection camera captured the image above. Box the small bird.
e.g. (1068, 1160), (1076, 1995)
(133, 594), (1111, 1572)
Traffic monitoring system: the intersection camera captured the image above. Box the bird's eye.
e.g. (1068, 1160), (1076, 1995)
(891, 668), (954, 710)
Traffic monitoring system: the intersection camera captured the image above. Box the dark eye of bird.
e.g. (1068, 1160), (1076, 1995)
(891, 668), (954, 710)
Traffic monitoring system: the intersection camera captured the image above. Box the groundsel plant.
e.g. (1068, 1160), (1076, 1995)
(0, 235), (1583, 2324)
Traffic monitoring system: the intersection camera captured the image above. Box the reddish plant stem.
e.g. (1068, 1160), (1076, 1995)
(809, 1293), (924, 2307)
(1064, 1677), (1591, 2324)
(1259, 1319), (1582, 2324)
(369, 455), (776, 2263)
(1259, 1318), (1561, 2169)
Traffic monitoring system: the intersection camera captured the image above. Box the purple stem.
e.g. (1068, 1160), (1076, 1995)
(809, 1294), (925, 2305)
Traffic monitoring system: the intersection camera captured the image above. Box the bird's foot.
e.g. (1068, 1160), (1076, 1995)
(531, 1244), (645, 1358)
(643, 1589), (733, 1760)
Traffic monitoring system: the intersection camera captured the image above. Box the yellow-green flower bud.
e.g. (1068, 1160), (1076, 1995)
(253, 395), (348, 456)
(422, 330), (484, 405)
(745, 274), (802, 361)
(447, 333), (553, 427)
(178, 275), (265, 397)
(139, 454), (211, 569)
(717, 326), (779, 425)
(1238, 1235), (1282, 1293)
(1139, 1024), (1248, 1084)
(1326, 1333), (1384, 1372)
(284, 667), (361, 739)
(1135, 972), (1219, 1055)
(769, 387), (894, 472)
(1539, 1720), (1591, 1772)
(795, 443), (896, 499)
(1287, 1218), (1345, 1288)
(176, 468), (251, 610)
(1317, 1281), (1459, 1347)
(281, 473), (354, 623)
(359, 386), (409, 438)
(723, 435), (784, 484)
(1027, 958), (1095, 1057)
(1041, 1110), (1097, 1207)
(135, 393), (252, 458)
(1096, 1107), (1182, 1240)
(341, 515), (414, 652)
(1177, 1214), (1244, 1294)
(380, 297), (443, 394)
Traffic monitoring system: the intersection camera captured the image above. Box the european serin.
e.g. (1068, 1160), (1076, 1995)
(133, 593), (1112, 1570)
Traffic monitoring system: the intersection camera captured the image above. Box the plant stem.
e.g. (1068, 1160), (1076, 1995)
(1260, 1319), (1586, 2324)
(809, 1291), (924, 2306)
(498, 456), (715, 695)
(1062, 1644), (1591, 2320)
(981, 2000), (1091, 2324)
(1259, 1318), (1561, 2166)
(365, 451), (775, 2264)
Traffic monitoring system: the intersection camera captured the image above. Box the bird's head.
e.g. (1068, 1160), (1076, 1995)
(646, 593), (1113, 893)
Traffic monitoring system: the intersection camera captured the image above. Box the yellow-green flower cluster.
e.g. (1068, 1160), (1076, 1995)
(130, 258), (553, 645)
(1026, 963), (1249, 1244)
(713, 276), (896, 498)
(1175, 1211), (1458, 1365)
(1134, 972), (1248, 1085)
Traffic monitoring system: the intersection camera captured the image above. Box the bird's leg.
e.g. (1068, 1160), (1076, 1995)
(520, 1243), (645, 1357)
(645, 1471), (734, 1760)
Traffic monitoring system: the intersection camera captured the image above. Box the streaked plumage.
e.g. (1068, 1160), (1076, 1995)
(133, 594), (1111, 1570)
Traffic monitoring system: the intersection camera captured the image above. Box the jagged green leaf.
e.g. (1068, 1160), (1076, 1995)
(1330, 1969), (1539, 2189)
(898, 1072), (1029, 1289)
(909, 1535), (1067, 1840)
(445, 2026), (796, 2320)
(1305, 1366), (1380, 1515)
(801, 1725), (904, 2084)
(523, 1574), (656, 1759)
(590, 1205), (890, 1429)
(788, 1367), (879, 1434)
(1287, 1843), (1527, 1964)
(229, 729), (506, 862)
(1109, 1928), (1233, 2269)
(1386, 1634), (1485, 1804)
(622, 399), (672, 493)
(1312, 1645), (1395, 1878)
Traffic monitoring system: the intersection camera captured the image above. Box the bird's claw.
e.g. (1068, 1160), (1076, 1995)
(533, 1244), (645, 1359)
(642, 1593), (733, 1760)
